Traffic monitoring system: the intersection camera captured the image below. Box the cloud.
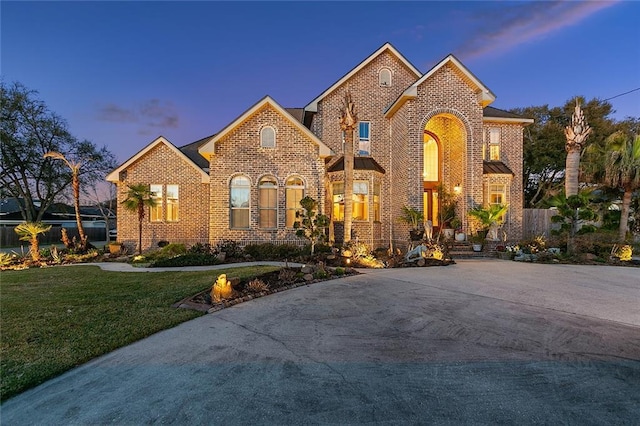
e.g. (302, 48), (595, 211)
(96, 99), (179, 129)
(453, 1), (620, 61)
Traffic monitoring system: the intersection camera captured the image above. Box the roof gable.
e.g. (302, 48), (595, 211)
(385, 54), (496, 118)
(199, 96), (333, 159)
(304, 42), (421, 113)
(106, 136), (210, 183)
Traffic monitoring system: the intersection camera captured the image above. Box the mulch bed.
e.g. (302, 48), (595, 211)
(172, 267), (358, 313)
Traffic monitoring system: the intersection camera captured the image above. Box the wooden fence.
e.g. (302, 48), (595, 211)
(522, 209), (559, 239)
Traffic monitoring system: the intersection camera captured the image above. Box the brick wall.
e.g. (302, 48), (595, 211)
(208, 103), (326, 246)
(116, 143), (209, 252)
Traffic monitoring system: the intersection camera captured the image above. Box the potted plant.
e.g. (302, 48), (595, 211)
(451, 217), (465, 241)
(108, 241), (122, 255)
(470, 234), (484, 252)
(398, 205), (424, 241)
(468, 204), (508, 241)
(438, 186), (457, 239)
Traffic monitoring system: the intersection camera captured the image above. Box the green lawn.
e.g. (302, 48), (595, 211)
(0, 264), (279, 401)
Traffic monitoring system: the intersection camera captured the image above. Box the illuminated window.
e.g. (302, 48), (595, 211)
(150, 184), (162, 222)
(379, 68), (392, 87)
(332, 182), (344, 221)
(166, 185), (179, 222)
(285, 177), (304, 228)
(423, 134), (439, 182)
(230, 175), (250, 229)
(259, 176), (278, 229)
(358, 121), (370, 156)
(353, 181), (369, 221)
(489, 128), (500, 160)
(489, 184), (507, 221)
(373, 182), (381, 222)
(260, 126), (275, 148)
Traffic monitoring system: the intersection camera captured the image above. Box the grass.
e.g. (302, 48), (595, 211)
(0, 264), (279, 401)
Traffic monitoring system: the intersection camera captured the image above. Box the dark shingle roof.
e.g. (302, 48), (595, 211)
(285, 108), (304, 123)
(179, 135), (214, 169)
(483, 106), (529, 120)
(327, 156), (386, 174)
(483, 161), (514, 175)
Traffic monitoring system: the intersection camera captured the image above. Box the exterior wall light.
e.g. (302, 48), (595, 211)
(454, 183), (462, 193)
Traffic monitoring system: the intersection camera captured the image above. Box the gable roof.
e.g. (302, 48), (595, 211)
(304, 42), (422, 113)
(483, 106), (534, 124)
(385, 54), (496, 118)
(199, 96), (333, 159)
(106, 136), (210, 183)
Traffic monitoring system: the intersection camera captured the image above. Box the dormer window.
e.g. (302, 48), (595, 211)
(379, 68), (392, 87)
(260, 126), (275, 148)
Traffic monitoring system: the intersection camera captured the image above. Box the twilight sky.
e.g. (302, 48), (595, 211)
(2, 1), (639, 165)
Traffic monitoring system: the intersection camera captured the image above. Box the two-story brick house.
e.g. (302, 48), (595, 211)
(107, 43), (532, 252)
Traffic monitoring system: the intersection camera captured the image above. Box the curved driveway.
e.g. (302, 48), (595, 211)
(3, 260), (639, 424)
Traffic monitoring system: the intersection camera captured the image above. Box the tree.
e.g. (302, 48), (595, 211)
(43, 151), (89, 249)
(339, 91), (358, 243)
(548, 191), (597, 256)
(1, 81), (116, 222)
(294, 196), (329, 255)
(564, 101), (592, 196)
(14, 222), (51, 262)
(603, 132), (640, 242)
(121, 184), (157, 254)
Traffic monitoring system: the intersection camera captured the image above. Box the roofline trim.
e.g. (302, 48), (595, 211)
(106, 136), (210, 183)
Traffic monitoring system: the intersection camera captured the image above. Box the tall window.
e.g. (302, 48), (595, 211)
(150, 184), (162, 222)
(489, 128), (500, 160)
(489, 183), (507, 221)
(332, 181), (370, 221)
(373, 182), (381, 222)
(379, 68), (392, 87)
(261, 126), (275, 148)
(423, 134), (439, 182)
(259, 176), (278, 229)
(285, 177), (304, 228)
(166, 185), (179, 222)
(230, 175), (250, 229)
(353, 181), (369, 220)
(358, 121), (370, 156)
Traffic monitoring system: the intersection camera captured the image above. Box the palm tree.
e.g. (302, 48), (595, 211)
(339, 91), (358, 243)
(604, 132), (640, 242)
(564, 101), (591, 196)
(121, 184), (157, 254)
(43, 151), (88, 249)
(15, 222), (52, 261)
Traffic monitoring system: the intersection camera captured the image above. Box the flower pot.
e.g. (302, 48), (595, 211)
(442, 228), (455, 239)
(472, 243), (483, 252)
(108, 243), (122, 255)
(455, 232), (466, 242)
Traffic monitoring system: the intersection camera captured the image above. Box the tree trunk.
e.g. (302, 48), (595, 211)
(138, 204), (144, 254)
(619, 187), (632, 242)
(344, 130), (354, 244)
(72, 174), (88, 249)
(565, 149), (581, 197)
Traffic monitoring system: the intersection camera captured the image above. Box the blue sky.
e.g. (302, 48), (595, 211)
(2, 1), (639, 164)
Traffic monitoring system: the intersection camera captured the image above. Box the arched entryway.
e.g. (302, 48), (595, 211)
(423, 114), (466, 230)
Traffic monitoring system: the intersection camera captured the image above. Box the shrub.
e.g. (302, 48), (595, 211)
(334, 267), (345, 276)
(244, 243), (303, 260)
(247, 278), (269, 293)
(188, 243), (213, 254)
(278, 267), (298, 284)
(314, 270), (329, 279)
(158, 243), (187, 257)
(151, 253), (220, 267)
(215, 239), (242, 259)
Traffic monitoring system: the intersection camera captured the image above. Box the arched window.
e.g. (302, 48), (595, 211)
(379, 68), (392, 87)
(230, 175), (250, 228)
(260, 126), (275, 148)
(285, 176), (305, 227)
(259, 176), (278, 228)
(423, 134), (439, 182)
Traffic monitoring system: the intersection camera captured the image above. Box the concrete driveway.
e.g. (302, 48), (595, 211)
(3, 260), (639, 424)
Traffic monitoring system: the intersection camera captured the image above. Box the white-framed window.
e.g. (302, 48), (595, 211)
(332, 181), (369, 221)
(260, 126), (275, 148)
(358, 121), (370, 156)
(259, 176), (278, 229)
(489, 128), (500, 161)
(423, 133), (439, 182)
(379, 68), (392, 87)
(489, 183), (507, 221)
(166, 185), (179, 222)
(230, 175), (250, 229)
(285, 176), (305, 228)
(150, 184), (163, 222)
